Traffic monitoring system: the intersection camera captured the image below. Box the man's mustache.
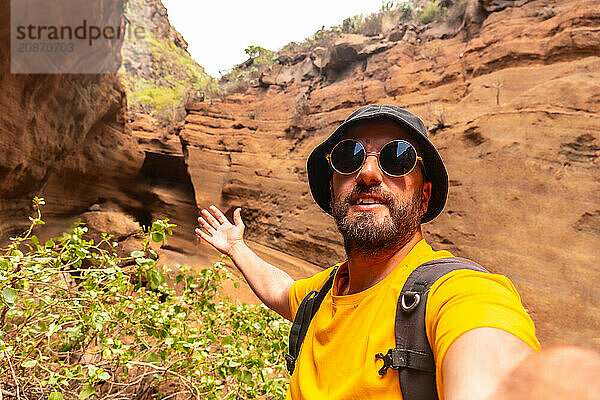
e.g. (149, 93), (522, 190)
(343, 184), (396, 206)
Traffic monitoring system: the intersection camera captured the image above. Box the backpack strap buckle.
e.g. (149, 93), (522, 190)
(376, 348), (436, 375)
(375, 348), (402, 375)
(285, 353), (296, 374)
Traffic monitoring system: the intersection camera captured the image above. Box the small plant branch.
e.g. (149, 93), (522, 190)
(483, 81), (503, 105)
(4, 350), (21, 400)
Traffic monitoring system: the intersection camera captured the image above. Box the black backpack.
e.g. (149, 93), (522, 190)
(285, 257), (488, 400)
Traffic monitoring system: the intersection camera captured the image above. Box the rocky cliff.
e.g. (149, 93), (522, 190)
(181, 0), (600, 348)
(121, 0), (217, 125)
(0, 0), (212, 263)
(0, 0), (147, 239)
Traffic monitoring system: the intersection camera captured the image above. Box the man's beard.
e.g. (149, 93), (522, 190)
(331, 183), (423, 258)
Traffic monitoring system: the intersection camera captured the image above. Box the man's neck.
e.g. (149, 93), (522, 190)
(340, 229), (424, 296)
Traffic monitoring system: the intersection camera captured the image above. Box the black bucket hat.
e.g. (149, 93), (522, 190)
(307, 104), (448, 223)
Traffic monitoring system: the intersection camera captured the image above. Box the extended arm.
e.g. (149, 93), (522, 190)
(493, 346), (600, 400)
(195, 205), (294, 321)
(427, 271), (540, 400)
(444, 330), (600, 400)
(442, 327), (534, 400)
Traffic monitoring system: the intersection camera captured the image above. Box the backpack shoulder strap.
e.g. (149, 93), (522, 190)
(286, 265), (339, 374)
(375, 256), (488, 400)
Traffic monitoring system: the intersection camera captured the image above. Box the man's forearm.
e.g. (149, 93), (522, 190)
(229, 242), (295, 321)
(443, 328), (534, 400)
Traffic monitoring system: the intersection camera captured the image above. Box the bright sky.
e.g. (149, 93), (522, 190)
(161, 0), (384, 77)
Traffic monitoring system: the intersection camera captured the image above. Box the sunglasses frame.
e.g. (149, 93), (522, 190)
(326, 138), (423, 178)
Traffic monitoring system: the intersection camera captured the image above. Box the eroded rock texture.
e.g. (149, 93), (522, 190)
(0, 0), (205, 254)
(182, 0), (600, 348)
(0, 0), (146, 239)
(1, 0), (228, 278)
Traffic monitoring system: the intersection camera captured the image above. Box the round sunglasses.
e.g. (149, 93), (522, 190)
(326, 139), (423, 177)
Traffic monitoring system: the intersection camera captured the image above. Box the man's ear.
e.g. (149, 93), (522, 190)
(421, 181), (432, 216)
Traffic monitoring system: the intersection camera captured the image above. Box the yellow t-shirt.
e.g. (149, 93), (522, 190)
(286, 239), (540, 399)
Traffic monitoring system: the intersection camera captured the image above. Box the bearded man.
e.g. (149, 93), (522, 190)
(195, 105), (540, 400)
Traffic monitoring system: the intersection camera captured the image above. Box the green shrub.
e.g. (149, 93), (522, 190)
(284, 1), (415, 49)
(380, 0), (414, 20)
(0, 197), (290, 399)
(398, 2), (415, 21)
(219, 44), (278, 95)
(244, 45), (275, 60)
(121, 31), (220, 125)
(417, 1), (447, 24)
(341, 15), (366, 33)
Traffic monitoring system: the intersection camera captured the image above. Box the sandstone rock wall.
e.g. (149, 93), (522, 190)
(0, 0), (146, 239)
(1, 0), (229, 279)
(181, 0), (600, 348)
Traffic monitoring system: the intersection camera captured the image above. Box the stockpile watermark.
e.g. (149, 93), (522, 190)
(11, 0), (145, 73)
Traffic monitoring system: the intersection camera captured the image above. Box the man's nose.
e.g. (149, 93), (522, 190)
(356, 154), (383, 185)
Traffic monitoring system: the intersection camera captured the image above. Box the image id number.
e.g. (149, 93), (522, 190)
(18, 42), (74, 53)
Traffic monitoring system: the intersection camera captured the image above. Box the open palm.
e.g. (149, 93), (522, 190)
(195, 205), (245, 256)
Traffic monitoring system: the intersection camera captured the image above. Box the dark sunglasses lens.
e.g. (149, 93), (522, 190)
(380, 141), (417, 176)
(331, 140), (365, 174)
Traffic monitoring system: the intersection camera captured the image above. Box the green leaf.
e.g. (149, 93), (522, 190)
(222, 336), (233, 345)
(47, 322), (60, 336)
(146, 269), (165, 290)
(33, 196), (46, 206)
(33, 257), (54, 264)
(146, 352), (160, 364)
(44, 239), (55, 248)
(2, 286), (17, 307)
(98, 371), (110, 380)
(130, 250), (144, 258)
(135, 257), (152, 267)
(87, 365), (98, 378)
(206, 332), (216, 342)
(76, 248), (89, 258)
(11, 250), (23, 259)
(151, 232), (164, 243)
(48, 392), (63, 400)
(240, 370), (253, 385)
(234, 281), (240, 288)
(21, 359), (37, 368)
(79, 385), (95, 400)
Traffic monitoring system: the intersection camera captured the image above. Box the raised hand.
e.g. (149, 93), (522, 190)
(195, 205), (294, 320)
(195, 205), (245, 256)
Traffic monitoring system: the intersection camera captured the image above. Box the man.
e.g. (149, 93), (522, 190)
(195, 104), (539, 399)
